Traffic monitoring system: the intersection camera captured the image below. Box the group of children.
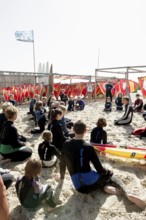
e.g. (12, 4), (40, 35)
(0, 90), (146, 217)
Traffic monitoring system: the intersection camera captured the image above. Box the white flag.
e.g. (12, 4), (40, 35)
(15, 31), (34, 42)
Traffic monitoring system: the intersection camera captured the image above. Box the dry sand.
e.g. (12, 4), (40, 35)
(1, 94), (146, 220)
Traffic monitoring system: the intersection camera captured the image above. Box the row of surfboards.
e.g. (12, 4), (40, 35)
(91, 143), (146, 159)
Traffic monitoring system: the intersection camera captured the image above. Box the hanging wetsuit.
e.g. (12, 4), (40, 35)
(114, 104), (133, 125)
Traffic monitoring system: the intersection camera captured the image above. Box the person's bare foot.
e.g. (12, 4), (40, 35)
(126, 194), (146, 209)
(103, 186), (123, 195)
(47, 204), (63, 212)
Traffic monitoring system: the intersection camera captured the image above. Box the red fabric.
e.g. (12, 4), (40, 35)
(138, 77), (146, 97)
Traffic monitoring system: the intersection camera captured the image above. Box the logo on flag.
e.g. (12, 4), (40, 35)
(15, 31), (34, 42)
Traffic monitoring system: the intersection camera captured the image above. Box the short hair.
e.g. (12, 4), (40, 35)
(136, 94), (140, 97)
(25, 158), (42, 179)
(4, 106), (18, 119)
(35, 101), (43, 110)
(42, 130), (52, 142)
(2, 102), (12, 113)
(73, 120), (86, 134)
(96, 118), (107, 127)
(123, 96), (129, 102)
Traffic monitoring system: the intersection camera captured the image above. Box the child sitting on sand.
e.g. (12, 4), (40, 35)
(15, 158), (56, 210)
(8, 94), (16, 106)
(27, 94), (40, 115)
(0, 106), (32, 161)
(90, 118), (107, 144)
(0, 102), (12, 133)
(114, 96), (133, 125)
(75, 96), (85, 110)
(48, 108), (67, 152)
(67, 96), (74, 111)
(115, 92), (123, 110)
(133, 94), (143, 112)
(38, 130), (61, 167)
(104, 97), (112, 111)
(31, 101), (47, 134)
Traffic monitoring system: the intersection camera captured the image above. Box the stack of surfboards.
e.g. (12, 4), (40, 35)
(91, 143), (146, 159)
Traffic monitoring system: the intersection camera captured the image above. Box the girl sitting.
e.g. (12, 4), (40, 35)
(104, 97), (112, 111)
(90, 118), (107, 144)
(38, 130), (61, 167)
(115, 92), (123, 110)
(31, 101), (47, 134)
(0, 106), (32, 161)
(48, 108), (66, 152)
(15, 158), (56, 210)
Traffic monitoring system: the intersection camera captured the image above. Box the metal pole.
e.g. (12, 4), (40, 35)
(125, 67), (131, 104)
(32, 30), (36, 73)
(95, 48), (100, 100)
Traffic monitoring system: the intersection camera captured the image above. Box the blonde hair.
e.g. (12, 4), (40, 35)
(2, 102), (13, 113)
(25, 158), (42, 179)
(59, 105), (66, 112)
(42, 130), (52, 142)
(4, 106), (18, 119)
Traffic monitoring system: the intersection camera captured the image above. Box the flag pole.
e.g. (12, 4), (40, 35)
(95, 47), (100, 100)
(32, 30), (36, 73)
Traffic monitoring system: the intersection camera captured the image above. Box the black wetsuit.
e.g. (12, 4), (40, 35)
(115, 97), (123, 110)
(114, 104), (133, 125)
(61, 139), (111, 194)
(105, 84), (113, 102)
(60, 93), (68, 105)
(0, 121), (32, 161)
(48, 120), (67, 151)
(0, 113), (7, 135)
(67, 100), (74, 111)
(104, 101), (112, 111)
(90, 127), (107, 144)
(38, 141), (60, 161)
(133, 98), (143, 112)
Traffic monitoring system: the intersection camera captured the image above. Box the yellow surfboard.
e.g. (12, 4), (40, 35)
(94, 146), (146, 159)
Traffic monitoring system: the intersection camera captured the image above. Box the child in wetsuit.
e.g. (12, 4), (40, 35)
(90, 118), (107, 144)
(38, 130), (60, 167)
(115, 92), (123, 110)
(31, 101), (47, 134)
(133, 94), (143, 112)
(15, 158), (56, 210)
(104, 97), (112, 111)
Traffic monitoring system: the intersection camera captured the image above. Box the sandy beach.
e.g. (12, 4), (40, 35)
(1, 94), (146, 220)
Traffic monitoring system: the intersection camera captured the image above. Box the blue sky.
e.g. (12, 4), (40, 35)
(0, 0), (146, 81)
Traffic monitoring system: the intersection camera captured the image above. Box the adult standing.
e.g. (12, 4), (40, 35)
(86, 81), (93, 101)
(105, 80), (113, 102)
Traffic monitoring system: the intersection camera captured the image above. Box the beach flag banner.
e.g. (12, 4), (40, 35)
(15, 31), (34, 42)
(138, 77), (146, 97)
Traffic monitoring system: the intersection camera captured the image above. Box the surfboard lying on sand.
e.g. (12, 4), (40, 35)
(90, 143), (116, 148)
(94, 146), (146, 159)
(91, 142), (146, 151)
